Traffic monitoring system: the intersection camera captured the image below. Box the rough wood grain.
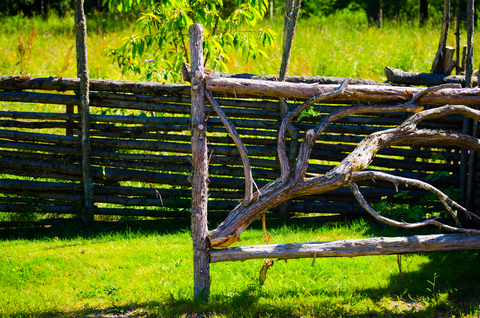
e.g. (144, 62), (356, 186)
(209, 234), (480, 263)
(384, 67), (478, 86)
(208, 103), (480, 247)
(0, 76), (190, 96)
(205, 76), (480, 105)
(75, 0), (94, 222)
(189, 24), (210, 301)
(182, 63), (386, 85)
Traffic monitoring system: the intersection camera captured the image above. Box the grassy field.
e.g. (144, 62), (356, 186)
(1, 218), (480, 317)
(1, 10), (479, 83)
(2, 10), (480, 317)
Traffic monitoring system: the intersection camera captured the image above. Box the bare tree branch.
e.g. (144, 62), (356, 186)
(205, 89), (254, 206)
(208, 84), (480, 248)
(277, 79), (351, 181)
(348, 182), (480, 235)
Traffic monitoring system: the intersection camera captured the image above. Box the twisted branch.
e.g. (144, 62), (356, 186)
(209, 83), (480, 247)
(205, 89), (254, 206)
(348, 182), (480, 235)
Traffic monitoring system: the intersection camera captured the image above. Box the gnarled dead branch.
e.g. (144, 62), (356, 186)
(208, 83), (480, 248)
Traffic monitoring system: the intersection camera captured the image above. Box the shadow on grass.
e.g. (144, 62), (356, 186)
(5, 216), (480, 317)
(0, 214), (352, 241)
(13, 250), (480, 318)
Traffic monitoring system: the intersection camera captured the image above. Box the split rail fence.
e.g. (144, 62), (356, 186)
(1, 71), (477, 224)
(2, 3), (480, 301)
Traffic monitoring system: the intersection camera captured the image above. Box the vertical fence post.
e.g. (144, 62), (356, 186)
(278, 0), (301, 221)
(465, 0), (476, 212)
(75, 0), (94, 223)
(190, 23), (210, 301)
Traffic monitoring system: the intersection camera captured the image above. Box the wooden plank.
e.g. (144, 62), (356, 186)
(209, 234), (480, 263)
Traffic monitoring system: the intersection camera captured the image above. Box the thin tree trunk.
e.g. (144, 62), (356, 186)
(420, 0), (429, 26)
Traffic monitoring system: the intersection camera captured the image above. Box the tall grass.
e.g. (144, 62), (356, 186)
(1, 10), (479, 83)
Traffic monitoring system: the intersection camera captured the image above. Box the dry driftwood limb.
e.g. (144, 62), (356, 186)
(205, 90), (254, 206)
(350, 171), (480, 223)
(208, 90), (480, 247)
(384, 67), (478, 86)
(348, 182), (480, 234)
(277, 79), (352, 182)
(205, 76), (480, 105)
(209, 233), (480, 263)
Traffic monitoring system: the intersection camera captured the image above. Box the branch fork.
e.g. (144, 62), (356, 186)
(207, 83), (480, 247)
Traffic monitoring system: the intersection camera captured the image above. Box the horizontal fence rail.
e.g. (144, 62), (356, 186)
(0, 75), (476, 223)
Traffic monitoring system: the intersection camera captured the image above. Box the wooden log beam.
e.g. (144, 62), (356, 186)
(0, 76), (190, 96)
(205, 76), (480, 105)
(0, 129), (455, 172)
(209, 234), (480, 263)
(0, 203), (230, 218)
(385, 67), (478, 86)
(0, 157), (104, 179)
(0, 110), (460, 135)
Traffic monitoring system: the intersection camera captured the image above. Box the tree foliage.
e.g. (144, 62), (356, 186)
(104, 0), (275, 82)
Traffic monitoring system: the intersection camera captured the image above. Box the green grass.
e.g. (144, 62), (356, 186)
(1, 10), (479, 84)
(2, 10), (480, 317)
(1, 218), (480, 317)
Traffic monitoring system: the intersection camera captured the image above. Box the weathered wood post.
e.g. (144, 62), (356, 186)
(75, 0), (94, 223)
(190, 24), (211, 301)
(278, 0), (301, 221)
(466, 0), (476, 211)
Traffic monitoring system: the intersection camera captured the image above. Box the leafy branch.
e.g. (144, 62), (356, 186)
(104, 0), (275, 82)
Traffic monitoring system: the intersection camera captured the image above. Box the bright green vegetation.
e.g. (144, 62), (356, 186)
(2, 10), (480, 317)
(104, 0), (275, 82)
(1, 219), (480, 317)
(1, 10), (479, 84)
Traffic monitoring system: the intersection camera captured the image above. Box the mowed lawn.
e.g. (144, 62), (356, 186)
(1, 219), (480, 317)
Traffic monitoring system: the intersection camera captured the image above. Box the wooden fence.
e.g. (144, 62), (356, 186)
(0, 72), (476, 224)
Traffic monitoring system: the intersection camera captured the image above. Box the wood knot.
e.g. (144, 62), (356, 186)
(197, 124), (204, 131)
(194, 70), (205, 81)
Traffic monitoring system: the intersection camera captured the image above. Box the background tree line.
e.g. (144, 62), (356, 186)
(0, 0), (476, 25)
